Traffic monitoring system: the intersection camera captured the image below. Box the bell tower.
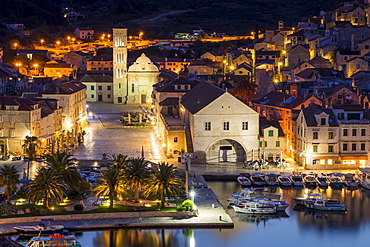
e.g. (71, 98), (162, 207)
(112, 24), (128, 104)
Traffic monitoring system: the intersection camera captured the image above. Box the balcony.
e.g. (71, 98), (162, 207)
(160, 114), (185, 131)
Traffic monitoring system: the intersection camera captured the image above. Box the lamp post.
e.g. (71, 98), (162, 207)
(33, 63), (39, 76)
(13, 43), (18, 50)
(40, 39), (44, 47)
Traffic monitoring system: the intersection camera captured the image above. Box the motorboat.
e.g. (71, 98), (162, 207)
(293, 193), (340, 206)
(18, 233), (81, 247)
(278, 173), (292, 187)
(250, 173), (266, 186)
(232, 202), (276, 214)
(317, 173), (329, 187)
(359, 168), (370, 189)
(305, 199), (347, 211)
(265, 174), (278, 186)
(290, 172), (304, 186)
(231, 188), (280, 200)
(328, 173), (344, 187)
(14, 218), (64, 236)
(303, 173), (318, 187)
(293, 193), (323, 206)
(237, 174), (251, 186)
(342, 173), (359, 188)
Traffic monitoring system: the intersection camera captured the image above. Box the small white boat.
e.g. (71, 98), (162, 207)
(303, 173), (318, 187)
(293, 193), (340, 206)
(290, 172), (304, 186)
(278, 173), (292, 187)
(231, 188), (280, 200)
(342, 173), (358, 188)
(250, 173), (266, 186)
(237, 175), (251, 186)
(358, 168), (370, 189)
(317, 173), (329, 187)
(265, 174), (278, 186)
(14, 218), (64, 236)
(232, 202), (276, 214)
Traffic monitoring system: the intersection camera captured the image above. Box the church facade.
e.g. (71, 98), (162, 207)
(113, 25), (159, 104)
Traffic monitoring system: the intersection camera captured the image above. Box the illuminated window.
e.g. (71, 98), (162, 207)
(320, 159), (325, 165)
(328, 159), (333, 165)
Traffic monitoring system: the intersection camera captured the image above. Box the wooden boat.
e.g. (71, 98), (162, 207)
(14, 218), (64, 236)
(342, 173), (358, 188)
(250, 173), (266, 186)
(232, 202), (276, 214)
(293, 193), (340, 206)
(305, 199), (347, 211)
(265, 174), (278, 186)
(317, 173), (329, 187)
(359, 168), (370, 189)
(290, 172), (304, 186)
(328, 173), (344, 187)
(18, 234), (81, 247)
(303, 173), (318, 187)
(237, 174), (251, 186)
(278, 173), (292, 186)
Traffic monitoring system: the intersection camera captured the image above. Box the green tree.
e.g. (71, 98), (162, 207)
(22, 136), (39, 182)
(0, 164), (20, 204)
(110, 154), (128, 169)
(125, 157), (150, 203)
(234, 76), (258, 103)
(44, 152), (82, 191)
(93, 168), (128, 209)
(26, 168), (65, 208)
(144, 162), (184, 208)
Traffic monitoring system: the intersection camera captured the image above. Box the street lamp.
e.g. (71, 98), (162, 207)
(13, 43), (18, 50)
(139, 32), (144, 40)
(189, 190), (195, 202)
(33, 63), (39, 76)
(40, 39), (44, 47)
(15, 62), (22, 72)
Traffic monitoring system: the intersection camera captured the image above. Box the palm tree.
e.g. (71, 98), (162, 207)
(22, 136), (39, 182)
(26, 168), (65, 208)
(144, 162), (184, 208)
(44, 152), (82, 191)
(110, 154), (128, 169)
(234, 76), (258, 103)
(125, 157), (150, 203)
(93, 168), (129, 209)
(0, 164), (20, 204)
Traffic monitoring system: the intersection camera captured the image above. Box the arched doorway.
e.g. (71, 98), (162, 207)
(206, 139), (246, 163)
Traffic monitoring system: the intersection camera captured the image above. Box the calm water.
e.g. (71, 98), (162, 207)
(73, 182), (370, 247)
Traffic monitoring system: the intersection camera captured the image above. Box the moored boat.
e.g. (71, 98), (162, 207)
(18, 233), (81, 247)
(358, 168), (370, 189)
(293, 193), (323, 206)
(278, 173), (292, 186)
(14, 219), (64, 236)
(290, 172), (304, 186)
(328, 173), (344, 187)
(303, 173), (318, 187)
(265, 174), (278, 186)
(232, 202), (276, 214)
(342, 173), (358, 188)
(250, 173), (266, 186)
(305, 199), (347, 211)
(317, 173), (329, 187)
(237, 173), (251, 186)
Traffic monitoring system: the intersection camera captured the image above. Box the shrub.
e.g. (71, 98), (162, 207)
(73, 204), (84, 213)
(180, 199), (194, 211)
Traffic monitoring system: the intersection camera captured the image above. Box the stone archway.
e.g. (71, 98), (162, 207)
(206, 139), (246, 163)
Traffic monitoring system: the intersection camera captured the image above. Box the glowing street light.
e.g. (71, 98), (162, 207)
(139, 32), (144, 40)
(33, 63), (39, 76)
(40, 39), (44, 46)
(13, 43), (18, 50)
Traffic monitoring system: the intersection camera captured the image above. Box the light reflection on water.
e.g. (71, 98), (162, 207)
(75, 181), (370, 247)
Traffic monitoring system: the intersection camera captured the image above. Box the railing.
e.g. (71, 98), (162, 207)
(338, 120), (369, 124)
(160, 114), (186, 131)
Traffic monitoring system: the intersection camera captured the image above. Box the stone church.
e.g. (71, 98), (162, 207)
(113, 25), (159, 104)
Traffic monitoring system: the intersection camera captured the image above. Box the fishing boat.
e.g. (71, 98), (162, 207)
(250, 173), (266, 186)
(14, 218), (64, 236)
(317, 173), (329, 187)
(237, 174), (251, 186)
(293, 193), (340, 206)
(278, 173), (292, 186)
(342, 173), (358, 188)
(303, 173), (318, 187)
(358, 168), (370, 189)
(231, 188), (280, 200)
(232, 202), (276, 214)
(305, 199), (347, 211)
(290, 172), (304, 186)
(18, 234), (81, 247)
(265, 174), (278, 186)
(328, 173), (344, 187)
